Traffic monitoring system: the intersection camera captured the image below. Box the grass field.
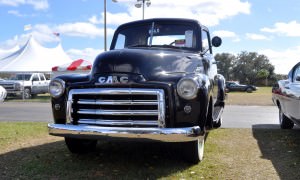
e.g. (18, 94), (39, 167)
(226, 87), (273, 106)
(1, 122), (300, 179)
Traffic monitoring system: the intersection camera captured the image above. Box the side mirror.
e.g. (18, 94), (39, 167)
(296, 75), (300, 82)
(212, 36), (222, 47)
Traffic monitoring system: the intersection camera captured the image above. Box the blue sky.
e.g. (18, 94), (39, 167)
(0, 0), (300, 74)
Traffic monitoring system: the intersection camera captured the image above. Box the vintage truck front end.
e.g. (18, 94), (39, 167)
(48, 18), (224, 163)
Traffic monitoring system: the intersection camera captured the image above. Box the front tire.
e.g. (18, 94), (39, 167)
(183, 138), (204, 164)
(24, 88), (31, 99)
(246, 87), (253, 93)
(65, 138), (97, 154)
(279, 109), (294, 129)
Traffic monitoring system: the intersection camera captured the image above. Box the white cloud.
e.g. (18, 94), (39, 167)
(67, 48), (103, 62)
(213, 30), (236, 38)
(261, 21), (300, 37)
(259, 46), (300, 74)
(0, 0), (49, 10)
(8, 10), (36, 17)
(246, 33), (271, 40)
(55, 22), (114, 38)
(213, 30), (240, 42)
(96, 0), (251, 27)
(8, 10), (24, 17)
(0, 20), (116, 49)
(89, 12), (134, 25)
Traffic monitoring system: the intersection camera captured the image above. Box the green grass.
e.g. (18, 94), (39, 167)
(226, 86), (273, 106)
(0, 122), (47, 148)
(1, 122), (300, 179)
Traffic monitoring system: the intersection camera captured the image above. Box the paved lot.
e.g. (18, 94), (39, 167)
(0, 102), (282, 128)
(222, 105), (279, 129)
(0, 102), (53, 122)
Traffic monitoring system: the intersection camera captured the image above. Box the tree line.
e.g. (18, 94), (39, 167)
(214, 51), (286, 86)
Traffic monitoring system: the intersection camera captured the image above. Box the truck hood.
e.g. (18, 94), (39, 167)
(0, 80), (23, 84)
(92, 48), (204, 81)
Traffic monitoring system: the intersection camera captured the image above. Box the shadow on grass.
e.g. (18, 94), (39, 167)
(252, 125), (300, 179)
(0, 139), (196, 179)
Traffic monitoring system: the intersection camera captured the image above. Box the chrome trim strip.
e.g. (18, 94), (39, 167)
(68, 88), (161, 95)
(48, 124), (203, 142)
(77, 109), (158, 116)
(77, 99), (158, 106)
(78, 119), (158, 126)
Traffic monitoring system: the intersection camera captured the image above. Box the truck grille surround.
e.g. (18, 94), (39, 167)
(1, 83), (15, 90)
(67, 88), (166, 128)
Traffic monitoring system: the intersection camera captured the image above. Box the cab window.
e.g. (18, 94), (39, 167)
(293, 66), (300, 82)
(32, 74), (39, 81)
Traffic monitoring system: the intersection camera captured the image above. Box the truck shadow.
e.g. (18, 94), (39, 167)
(252, 124), (300, 179)
(0, 135), (210, 179)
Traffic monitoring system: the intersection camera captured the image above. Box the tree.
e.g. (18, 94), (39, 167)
(257, 69), (270, 86)
(214, 53), (235, 80)
(231, 51), (275, 85)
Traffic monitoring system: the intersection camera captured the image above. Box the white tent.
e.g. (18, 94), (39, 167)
(0, 36), (72, 72)
(0, 45), (20, 60)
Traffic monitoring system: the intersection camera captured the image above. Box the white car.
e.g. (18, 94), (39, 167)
(0, 85), (7, 102)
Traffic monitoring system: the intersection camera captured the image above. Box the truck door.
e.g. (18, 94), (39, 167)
(39, 73), (48, 93)
(31, 74), (41, 94)
(284, 66), (300, 120)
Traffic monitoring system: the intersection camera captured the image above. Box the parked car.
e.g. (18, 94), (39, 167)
(272, 62), (300, 129)
(226, 81), (258, 93)
(48, 18), (226, 163)
(0, 73), (49, 99)
(0, 85), (7, 102)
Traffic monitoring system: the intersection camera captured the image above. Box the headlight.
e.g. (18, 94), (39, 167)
(49, 78), (65, 98)
(15, 83), (21, 90)
(177, 78), (199, 100)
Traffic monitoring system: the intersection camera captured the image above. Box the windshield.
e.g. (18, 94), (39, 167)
(10, 74), (32, 81)
(113, 22), (198, 50)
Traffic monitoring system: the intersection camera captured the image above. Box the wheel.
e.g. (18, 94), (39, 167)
(246, 87), (253, 93)
(279, 109), (294, 129)
(65, 138), (97, 154)
(213, 118), (222, 128)
(23, 88), (31, 99)
(183, 138), (204, 164)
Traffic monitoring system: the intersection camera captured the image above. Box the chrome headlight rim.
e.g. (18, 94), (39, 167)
(177, 77), (199, 100)
(49, 78), (65, 98)
(14, 82), (21, 90)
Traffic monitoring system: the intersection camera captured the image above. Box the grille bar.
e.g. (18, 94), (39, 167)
(77, 109), (158, 116)
(78, 119), (158, 126)
(78, 99), (158, 106)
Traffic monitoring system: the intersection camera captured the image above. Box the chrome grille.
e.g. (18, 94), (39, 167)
(0, 83), (15, 90)
(67, 88), (165, 128)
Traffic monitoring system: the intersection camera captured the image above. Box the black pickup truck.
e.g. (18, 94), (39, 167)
(48, 18), (225, 163)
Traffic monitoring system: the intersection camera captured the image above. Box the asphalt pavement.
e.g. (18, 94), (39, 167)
(0, 102), (282, 129)
(0, 102), (53, 122)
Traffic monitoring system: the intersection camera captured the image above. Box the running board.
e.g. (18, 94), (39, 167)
(213, 106), (224, 122)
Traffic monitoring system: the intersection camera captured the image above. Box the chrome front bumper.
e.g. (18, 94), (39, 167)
(48, 124), (203, 142)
